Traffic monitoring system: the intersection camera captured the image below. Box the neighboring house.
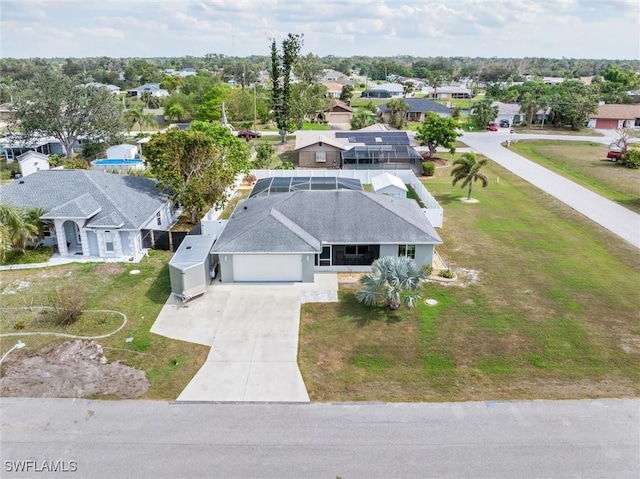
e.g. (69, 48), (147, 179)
(370, 172), (408, 198)
(491, 102), (525, 126)
(0, 103), (15, 122)
(320, 82), (344, 99)
(107, 144), (138, 160)
(212, 188), (442, 282)
(17, 151), (50, 177)
(294, 130), (417, 171)
(422, 86), (473, 99)
(0, 136), (66, 162)
(317, 99), (354, 124)
(128, 83), (169, 98)
(588, 104), (640, 130)
(0, 170), (176, 260)
(360, 83), (404, 99)
(378, 98), (452, 123)
(295, 134), (347, 169)
(320, 69), (353, 84)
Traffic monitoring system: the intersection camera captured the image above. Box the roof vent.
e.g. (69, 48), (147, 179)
(185, 246), (192, 250)
(19, 180), (24, 184)
(243, 206), (247, 210)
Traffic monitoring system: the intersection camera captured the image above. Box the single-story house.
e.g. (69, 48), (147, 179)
(317, 99), (354, 124)
(491, 102), (524, 126)
(1, 136), (67, 162)
(360, 83), (404, 99)
(212, 189), (442, 282)
(107, 144), (138, 160)
(83, 82), (121, 94)
(378, 98), (452, 123)
(371, 172), (407, 198)
(128, 83), (169, 98)
(294, 134), (347, 169)
(0, 170), (176, 260)
(321, 82), (345, 99)
(17, 151), (50, 177)
(588, 104), (640, 130)
(423, 86), (473, 99)
(320, 69), (353, 84)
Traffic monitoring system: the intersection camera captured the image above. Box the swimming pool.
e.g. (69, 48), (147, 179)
(91, 159), (145, 173)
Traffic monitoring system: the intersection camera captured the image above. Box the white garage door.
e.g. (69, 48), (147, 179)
(232, 254), (303, 282)
(329, 112), (351, 123)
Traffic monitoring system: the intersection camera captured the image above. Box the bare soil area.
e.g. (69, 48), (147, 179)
(0, 340), (149, 399)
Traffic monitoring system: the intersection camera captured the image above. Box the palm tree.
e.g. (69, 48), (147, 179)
(25, 207), (48, 244)
(0, 203), (38, 259)
(123, 105), (157, 133)
(350, 108), (376, 130)
(450, 152), (489, 201)
(385, 98), (410, 129)
(520, 92), (537, 128)
(356, 256), (427, 310)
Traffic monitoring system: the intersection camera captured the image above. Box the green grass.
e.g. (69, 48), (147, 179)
(218, 188), (251, 220)
(0, 251), (209, 400)
(510, 140), (640, 213)
(300, 122), (331, 131)
(1, 247), (54, 265)
(299, 159), (640, 402)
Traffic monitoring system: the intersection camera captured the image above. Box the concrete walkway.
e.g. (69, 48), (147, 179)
(461, 131), (640, 248)
(151, 273), (338, 402)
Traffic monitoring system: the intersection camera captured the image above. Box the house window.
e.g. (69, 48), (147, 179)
(345, 245), (357, 255)
(635, 118), (640, 127)
(315, 151), (326, 163)
(104, 231), (114, 252)
(399, 244), (416, 259)
(42, 224), (52, 237)
(156, 211), (162, 226)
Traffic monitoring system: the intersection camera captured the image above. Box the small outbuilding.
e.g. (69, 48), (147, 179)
(370, 172), (408, 198)
(169, 235), (218, 302)
(106, 144), (138, 160)
(18, 151), (50, 177)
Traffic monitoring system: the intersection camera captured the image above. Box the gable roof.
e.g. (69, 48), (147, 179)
(325, 99), (354, 113)
(0, 170), (169, 229)
(591, 104), (640, 120)
(378, 98), (451, 115)
(212, 190), (441, 254)
(371, 173), (408, 192)
(370, 83), (404, 92)
(321, 82), (344, 92)
(294, 133), (348, 151)
(17, 151), (49, 164)
(491, 101), (523, 116)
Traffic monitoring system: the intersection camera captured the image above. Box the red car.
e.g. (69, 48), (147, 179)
(606, 150), (623, 161)
(237, 129), (262, 140)
(487, 122), (498, 131)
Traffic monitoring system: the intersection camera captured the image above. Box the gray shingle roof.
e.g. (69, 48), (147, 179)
(378, 98), (452, 114)
(0, 170), (169, 229)
(212, 190), (441, 254)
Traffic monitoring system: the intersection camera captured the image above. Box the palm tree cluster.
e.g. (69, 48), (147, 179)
(123, 105), (157, 134)
(0, 204), (47, 261)
(356, 256), (427, 310)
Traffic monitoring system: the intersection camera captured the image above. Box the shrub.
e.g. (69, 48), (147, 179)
(49, 284), (85, 326)
(255, 143), (275, 168)
(243, 174), (256, 185)
(438, 269), (455, 279)
(422, 162), (435, 176)
(422, 264), (434, 276)
(621, 149), (640, 169)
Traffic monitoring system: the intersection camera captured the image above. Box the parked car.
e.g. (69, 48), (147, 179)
(606, 150), (623, 161)
(499, 119), (510, 128)
(237, 129), (262, 140)
(487, 122), (498, 131)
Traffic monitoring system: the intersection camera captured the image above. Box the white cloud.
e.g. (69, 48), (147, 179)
(0, 0), (638, 59)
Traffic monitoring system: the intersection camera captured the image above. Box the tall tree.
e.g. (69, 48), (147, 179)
(385, 98), (410, 129)
(270, 33), (303, 142)
(549, 79), (597, 130)
(415, 112), (462, 159)
(144, 122), (250, 222)
(339, 84), (354, 102)
(470, 98), (499, 129)
(356, 256), (427, 310)
(450, 152), (489, 201)
(0, 204), (39, 258)
(8, 70), (124, 159)
(350, 108), (376, 130)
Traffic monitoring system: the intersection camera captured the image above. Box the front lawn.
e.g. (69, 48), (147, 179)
(510, 140), (640, 213)
(0, 251), (209, 400)
(299, 160), (640, 402)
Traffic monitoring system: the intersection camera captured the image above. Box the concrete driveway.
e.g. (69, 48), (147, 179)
(151, 274), (338, 402)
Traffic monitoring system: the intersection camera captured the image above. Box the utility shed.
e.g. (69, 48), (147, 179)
(106, 144), (138, 160)
(169, 235), (217, 302)
(371, 172), (408, 198)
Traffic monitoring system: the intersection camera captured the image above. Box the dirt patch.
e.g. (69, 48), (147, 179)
(92, 264), (127, 276)
(1, 280), (31, 295)
(0, 340), (149, 399)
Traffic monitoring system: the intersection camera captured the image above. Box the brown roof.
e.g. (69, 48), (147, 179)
(591, 104), (640, 119)
(324, 99), (354, 113)
(321, 82), (344, 92)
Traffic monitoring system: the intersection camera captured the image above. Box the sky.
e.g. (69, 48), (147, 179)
(1, 0), (639, 60)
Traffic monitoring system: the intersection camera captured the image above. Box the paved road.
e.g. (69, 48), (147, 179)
(460, 131), (640, 248)
(1, 398), (638, 478)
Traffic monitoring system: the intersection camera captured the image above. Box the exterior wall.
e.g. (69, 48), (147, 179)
(595, 118), (619, 129)
(414, 244), (435, 267)
(106, 145), (137, 159)
(19, 158), (50, 177)
(374, 185), (406, 198)
(297, 145), (343, 169)
(219, 254), (234, 282)
(120, 231), (130, 255)
(85, 230), (99, 256)
(301, 254), (315, 282)
(140, 202), (174, 231)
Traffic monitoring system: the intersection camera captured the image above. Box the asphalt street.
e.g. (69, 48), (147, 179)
(460, 131), (640, 248)
(1, 398), (638, 478)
